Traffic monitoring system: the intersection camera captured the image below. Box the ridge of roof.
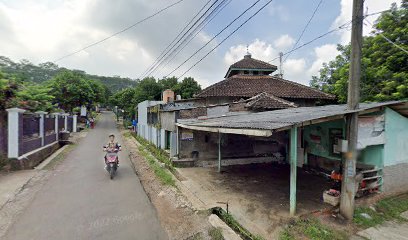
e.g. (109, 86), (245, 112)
(225, 56), (277, 78)
(244, 92), (297, 109)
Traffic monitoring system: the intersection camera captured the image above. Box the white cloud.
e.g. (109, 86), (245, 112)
(332, 0), (399, 44)
(224, 39), (279, 66)
(283, 58), (307, 84)
(268, 3), (290, 22)
(307, 44), (339, 78)
(273, 34), (295, 51)
(0, 0), (221, 85)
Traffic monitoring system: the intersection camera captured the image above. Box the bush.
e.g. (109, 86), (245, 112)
(0, 152), (8, 169)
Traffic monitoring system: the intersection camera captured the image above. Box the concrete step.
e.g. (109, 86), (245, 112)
(172, 159), (195, 168)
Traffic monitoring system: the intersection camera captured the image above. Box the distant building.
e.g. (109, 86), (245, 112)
(196, 53), (335, 106)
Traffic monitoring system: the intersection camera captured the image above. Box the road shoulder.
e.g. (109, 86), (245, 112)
(121, 129), (234, 240)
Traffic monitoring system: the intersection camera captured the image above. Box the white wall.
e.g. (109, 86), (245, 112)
(137, 100), (163, 143)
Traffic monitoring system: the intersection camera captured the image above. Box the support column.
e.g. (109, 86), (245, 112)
(290, 126), (298, 216)
(218, 132), (222, 173)
(6, 108), (26, 158)
(51, 113), (60, 141)
(35, 111), (47, 146)
(62, 113), (69, 131)
(72, 115), (78, 132)
(176, 126), (180, 156)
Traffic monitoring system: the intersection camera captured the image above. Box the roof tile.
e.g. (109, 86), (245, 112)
(197, 75), (335, 100)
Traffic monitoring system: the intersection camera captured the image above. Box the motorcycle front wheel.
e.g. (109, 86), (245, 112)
(109, 164), (115, 179)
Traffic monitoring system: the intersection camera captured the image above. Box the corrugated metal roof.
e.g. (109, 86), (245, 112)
(178, 101), (408, 132)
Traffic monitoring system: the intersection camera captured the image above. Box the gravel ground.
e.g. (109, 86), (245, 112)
(122, 129), (216, 240)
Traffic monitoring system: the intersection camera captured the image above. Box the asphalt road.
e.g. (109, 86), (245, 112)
(3, 112), (167, 240)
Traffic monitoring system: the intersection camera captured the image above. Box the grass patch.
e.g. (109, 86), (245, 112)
(279, 218), (348, 240)
(138, 145), (175, 187)
(208, 227), (224, 240)
(123, 131), (132, 138)
(212, 207), (264, 240)
(354, 193), (408, 228)
(133, 133), (174, 172)
(44, 144), (75, 170)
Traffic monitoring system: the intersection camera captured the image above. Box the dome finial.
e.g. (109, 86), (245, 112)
(244, 44), (251, 59)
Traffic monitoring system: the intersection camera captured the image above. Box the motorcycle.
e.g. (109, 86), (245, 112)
(105, 148), (119, 179)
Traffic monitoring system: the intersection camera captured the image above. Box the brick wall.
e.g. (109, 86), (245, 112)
(179, 107), (207, 119)
(229, 102), (247, 112)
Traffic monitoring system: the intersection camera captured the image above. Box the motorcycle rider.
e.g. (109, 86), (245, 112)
(103, 133), (121, 166)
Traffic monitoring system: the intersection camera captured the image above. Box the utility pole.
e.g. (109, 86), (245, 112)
(279, 52), (283, 78)
(340, 0), (364, 220)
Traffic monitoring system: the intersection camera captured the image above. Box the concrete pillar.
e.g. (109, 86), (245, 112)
(51, 113), (60, 141)
(290, 126), (298, 216)
(73, 115), (78, 132)
(176, 126), (180, 155)
(6, 108), (26, 158)
(62, 113), (69, 131)
(35, 111), (47, 146)
(218, 132), (222, 173)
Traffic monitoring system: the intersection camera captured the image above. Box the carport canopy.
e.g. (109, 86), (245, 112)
(176, 101), (408, 137)
(175, 101), (408, 215)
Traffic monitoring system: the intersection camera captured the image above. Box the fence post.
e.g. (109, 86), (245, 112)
(62, 113), (69, 131)
(72, 115), (78, 132)
(51, 113), (60, 141)
(6, 108), (26, 158)
(35, 111), (47, 147)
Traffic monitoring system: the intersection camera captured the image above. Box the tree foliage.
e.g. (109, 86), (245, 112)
(0, 56), (137, 92)
(0, 71), (55, 112)
(174, 77), (202, 99)
(109, 76), (202, 118)
(311, 1), (408, 103)
(48, 70), (107, 112)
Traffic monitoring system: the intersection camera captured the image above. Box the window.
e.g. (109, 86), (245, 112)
(243, 70), (249, 74)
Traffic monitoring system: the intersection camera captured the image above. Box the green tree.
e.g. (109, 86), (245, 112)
(48, 70), (96, 112)
(109, 88), (136, 118)
(16, 83), (55, 112)
(174, 77), (201, 99)
(311, 1), (408, 103)
(134, 77), (161, 104)
(158, 77), (178, 91)
(0, 72), (19, 111)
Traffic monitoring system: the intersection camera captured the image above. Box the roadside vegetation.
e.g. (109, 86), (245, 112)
(133, 133), (175, 172)
(278, 193), (408, 240)
(212, 207), (264, 240)
(137, 145), (175, 187)
(279, 218), (347, 240)
(354, 193), (408, 228)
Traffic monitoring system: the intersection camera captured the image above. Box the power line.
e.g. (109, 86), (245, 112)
(284, 0), (323, 62)
(154, 0), (232, 78)
(53, 0), (186, 63)
(364, 19), (408, 55)
(269, 8), (401, 63)
(269, 22), (351, 63)
(140, 0), (219, 79)
(175, 0), (275, 80)
(164, 0), (263, 78)
(148, 0), (230, 78)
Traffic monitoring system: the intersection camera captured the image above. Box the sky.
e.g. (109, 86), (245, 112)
(0, 0), (400, 87)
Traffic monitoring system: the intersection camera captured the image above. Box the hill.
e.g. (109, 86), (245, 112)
(0, 56), (137, 92)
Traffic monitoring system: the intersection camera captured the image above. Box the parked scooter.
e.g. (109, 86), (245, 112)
(105, 148), (119, 179)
